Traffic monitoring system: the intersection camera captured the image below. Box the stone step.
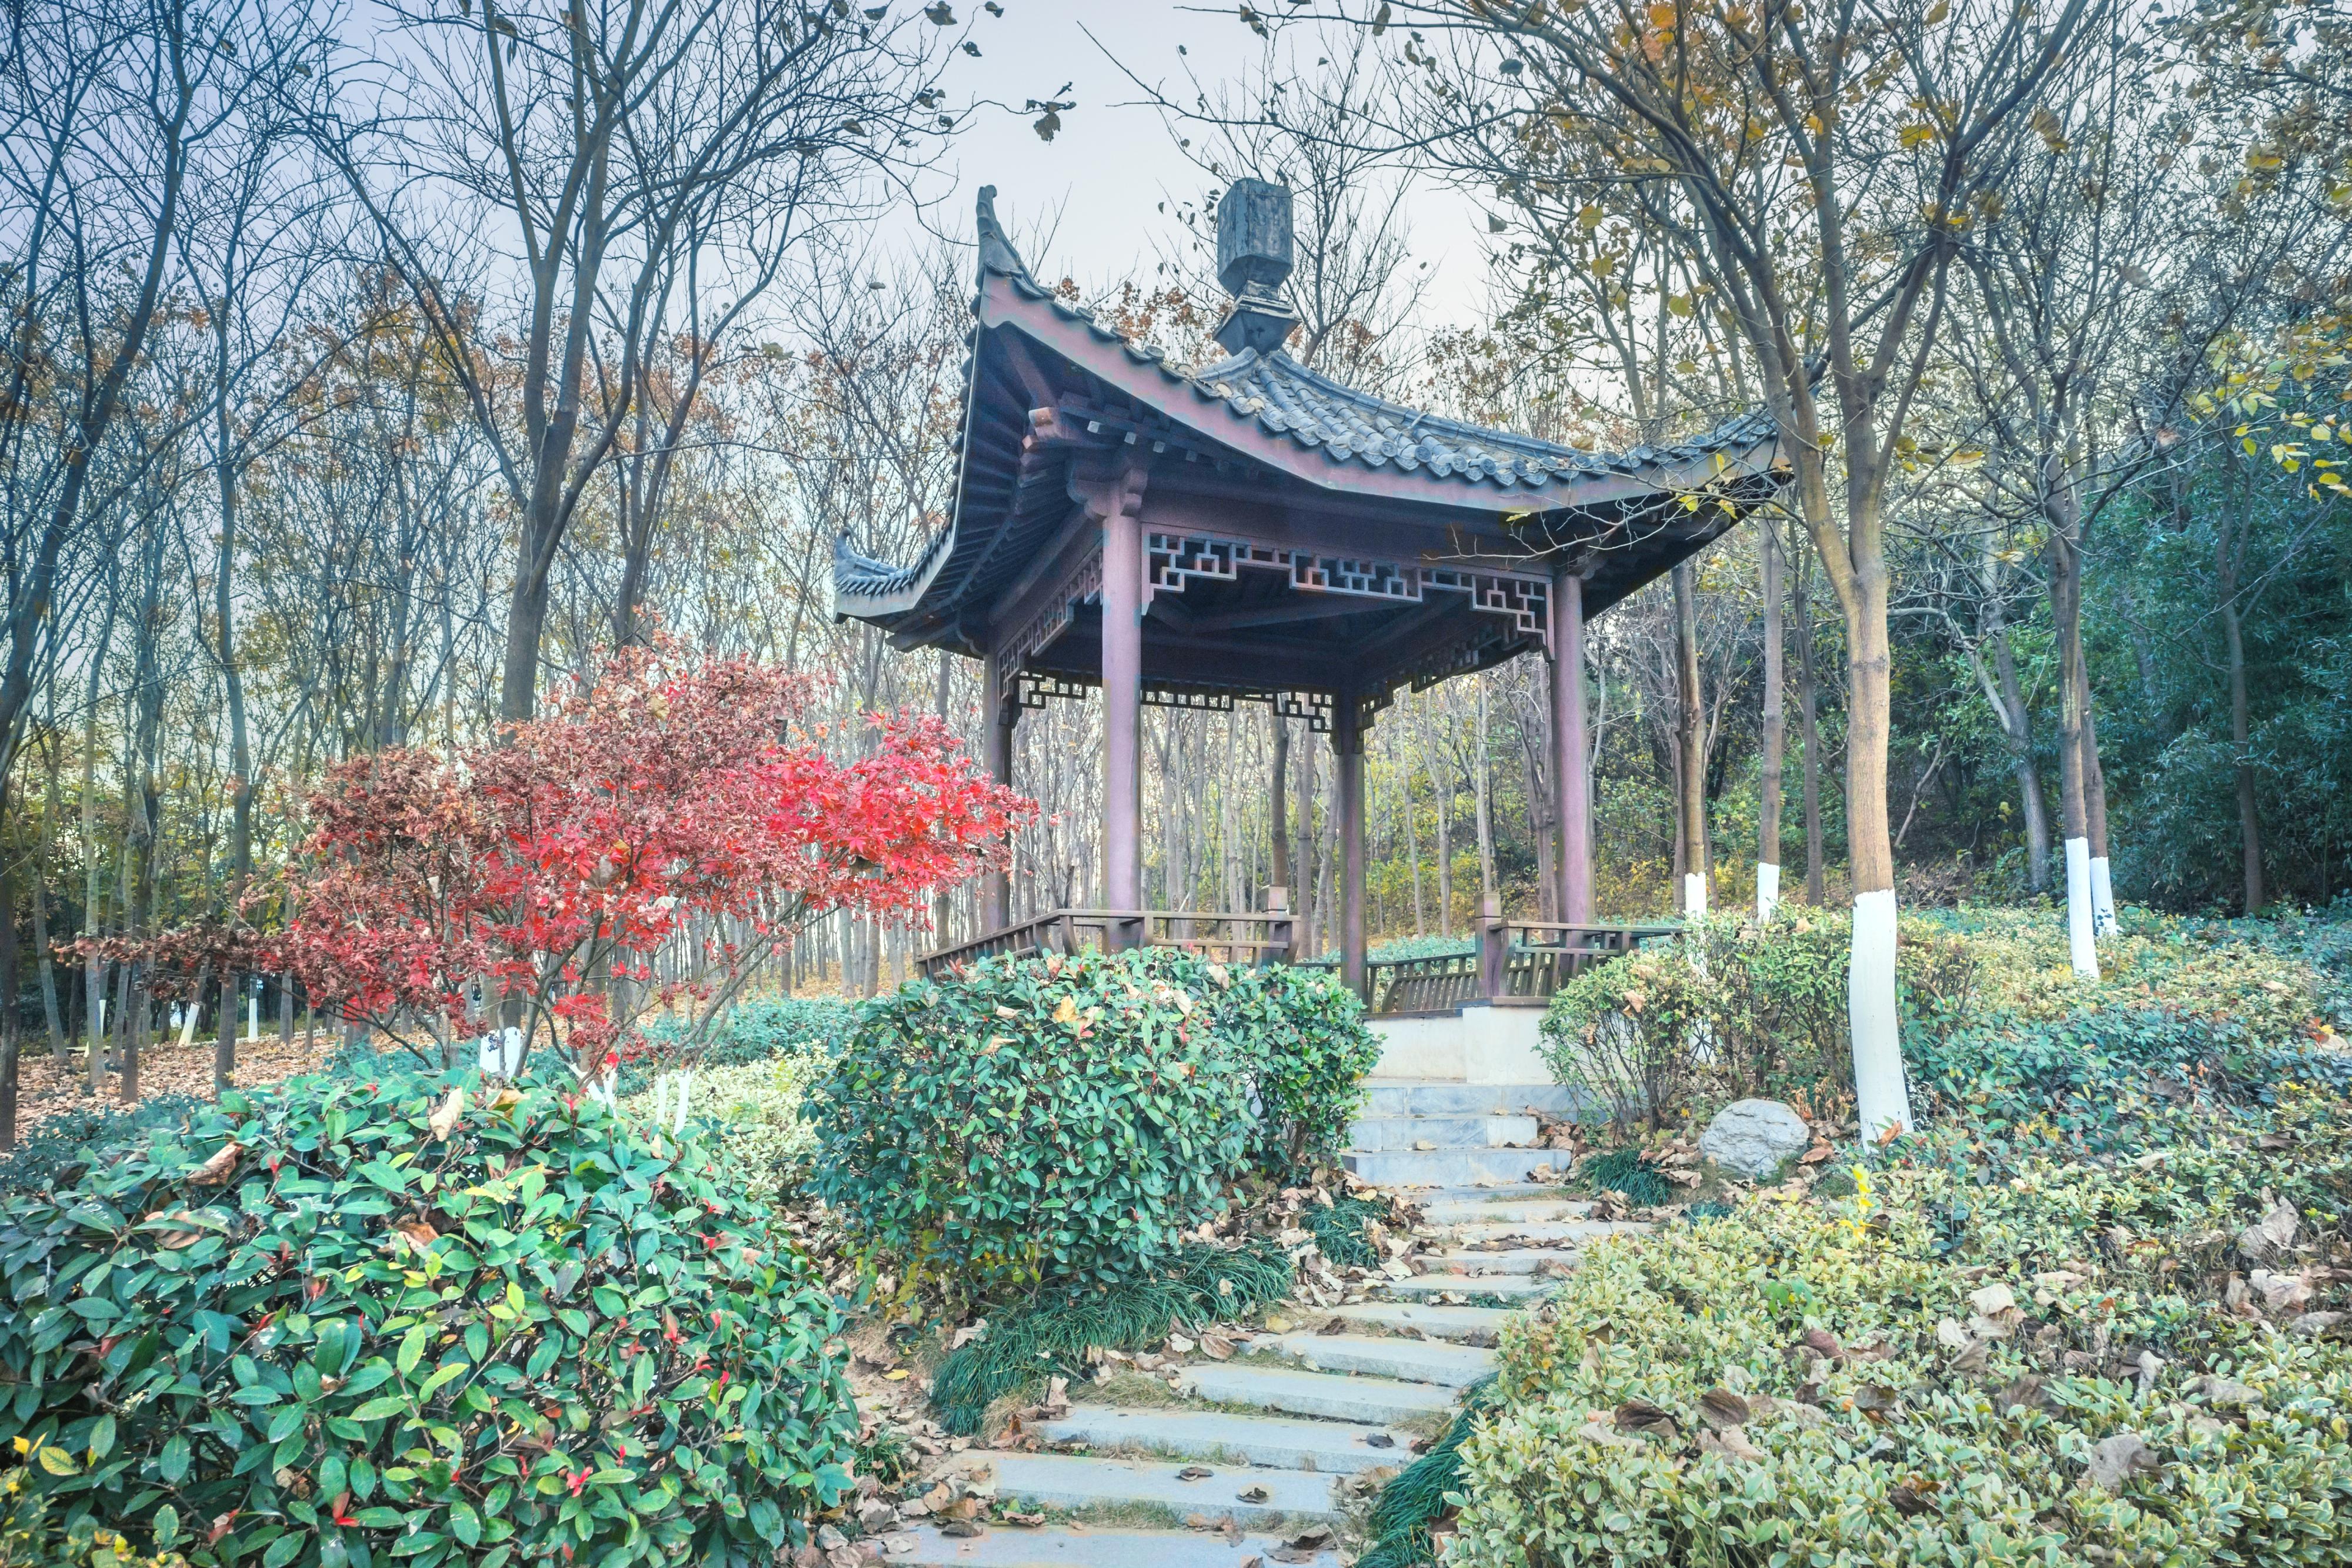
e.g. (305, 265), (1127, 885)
(934, 1451), (1339, 1527)
(1432, 1218), (1651, 1246)
(1362, 1082), (1584, 1118)
(890, 1525), (1344, 1567)
(1035, 1406), (1412, 1474)
(1269, 1332), (1497, 1388)
(1416, 1248), (1575, 1278)
(1174, 1362), (1459, 1425)
(1342, 1145), (1572, 1188)
(1376, 1272), (1558, 1302)
(1419, 1195), (1595, 1226)
(1345, 1114), (1539, 1151)
(1413, 1182), (1584, 1208)
(1323, 1302), (1519, 1345)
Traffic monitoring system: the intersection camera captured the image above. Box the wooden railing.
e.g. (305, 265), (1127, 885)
(915, 908), (1297, 978)
(915, 902), (1675, 1008)
(1363, 911), (1679, 1015)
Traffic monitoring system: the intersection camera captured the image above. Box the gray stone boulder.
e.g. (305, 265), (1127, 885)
(1698, 1099), (1812, 1179)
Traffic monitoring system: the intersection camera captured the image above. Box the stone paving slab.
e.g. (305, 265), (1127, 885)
(1377, 1272), (1558, 1302)
(888, 1525), (1344, 1567)
(1362, 1082), (1585, 1117)
(1324, 1301), (1518, 1344)
(1418, 1195), (1596, 1226)
(1432, 1218), (1652, 1246)
(1342, 1146), (1571, 1187)
(1269, 1332), (1497, 1388)
(1173, 1363), (1459, 1425)
(1035, 1406), (1412, 1474)
(935, 1452), (1339, 1526)
(1417, 1246), (1585, 1277)
(1345, 1114), (1541, 1151)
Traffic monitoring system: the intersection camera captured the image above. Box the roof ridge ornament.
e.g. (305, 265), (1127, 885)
(974, 185), (1031, 283)
(1214, 179), (1302, 356)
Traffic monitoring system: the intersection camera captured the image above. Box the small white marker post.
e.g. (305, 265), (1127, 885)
(2064, 837), (2100, 979)
(1756, 862), (1780, 922)
(2090, 855), (2117, 938)
(1849, 888), (1911, 1140)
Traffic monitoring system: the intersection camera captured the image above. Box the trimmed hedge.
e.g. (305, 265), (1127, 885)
(0, 1066), (858, 1568)
(809, 948), (1376, 1299)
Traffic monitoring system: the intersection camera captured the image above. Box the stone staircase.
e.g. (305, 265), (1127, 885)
(890, 1081), (1645, 1566)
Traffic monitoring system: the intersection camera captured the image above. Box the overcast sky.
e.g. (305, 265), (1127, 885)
(911, 1), (1491, 325)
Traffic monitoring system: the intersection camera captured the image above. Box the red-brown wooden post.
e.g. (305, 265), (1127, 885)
(1100, 477), (1145, 930)
(982, 645), (1018, 932)
(1552, 571), (1595, 923)
(1336, 698), (1368, 998)
(1477, 893), (1506, 1000)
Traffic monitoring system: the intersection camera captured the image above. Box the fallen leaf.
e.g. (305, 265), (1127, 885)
(2085, 1431), (2160, 1492)
(390, 1219), (440, 1255)
(1697, 1388), (1751, 1432)
(1613, 1399), (1678, 1439)
(1890, 1476), (1941, 1516)
(188, 1142), (244, 1185)
(1236, 1483), (1271, 1503)
(1177, 1466), (1212, 1482)
(428, 1086), (463, 1139)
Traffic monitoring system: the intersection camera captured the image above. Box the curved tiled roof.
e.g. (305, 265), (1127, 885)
(831, 186), (1782, 626)
(978, 223), (1772, 497)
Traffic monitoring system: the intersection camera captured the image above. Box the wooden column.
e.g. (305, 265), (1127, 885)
(1336, 697), (1368, 998)
(982, 645), (1018, 931)
(1100, 492), (1145, 916)
(1552, 571), (1595, 923)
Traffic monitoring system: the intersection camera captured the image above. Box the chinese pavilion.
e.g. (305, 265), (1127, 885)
(834, 181), (1783, 1004)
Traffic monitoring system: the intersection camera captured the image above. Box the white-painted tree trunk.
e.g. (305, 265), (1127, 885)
(1683, 871), (1708, 921)
(2090, 855), (2117, 937)
(2064, 837), (2100, 978)
(1756, 862), (1780, 921)
(1849, 888), (1910, 1139)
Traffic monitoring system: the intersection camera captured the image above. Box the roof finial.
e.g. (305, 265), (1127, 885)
(1214, 179), (1301, 356)
(974, 185), (1030, 283)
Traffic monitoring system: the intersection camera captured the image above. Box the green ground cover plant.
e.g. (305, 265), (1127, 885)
(926, 1238), (1293, 1433)
(1413, 908), (2352, 1567)
(0, 1065), (857, 1568)
(0, 1095), (203, 1198)
(809, 947), (1375, 1302)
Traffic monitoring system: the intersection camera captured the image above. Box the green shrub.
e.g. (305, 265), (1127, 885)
(927, 1239), (1292, 1433)
(0, 1066), (858, 1568)
(810, 948), (1375, 1299)
(1441, 1095), (2352, 1567)
(1541, 911), (1975, 1128)
(619, 996), (852, 1095)
(1212, 960), (1380, 1174)
(0, 1094), (202, 1197)
(811, 949), (1250, 1299)
(621, 1051), (827, 1203)
(4, 1465), (186, 1567)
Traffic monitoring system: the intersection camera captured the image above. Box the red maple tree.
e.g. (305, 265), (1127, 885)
(103, 638), (1029, 1074)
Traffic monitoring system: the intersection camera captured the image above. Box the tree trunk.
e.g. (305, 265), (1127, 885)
(1472, 680), (1496, 909)
(1432, 742), (1452, 938)
(2217, 518), (2263, 913)
(1672, 563), (1708, 918)
(1758, 526), (1785, 918)
(2080, 674), (2116, 934)
(1989, 614), (2052, 891)
(1795, 545), (1825, 905)
(2047, 525), (2099, 977)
